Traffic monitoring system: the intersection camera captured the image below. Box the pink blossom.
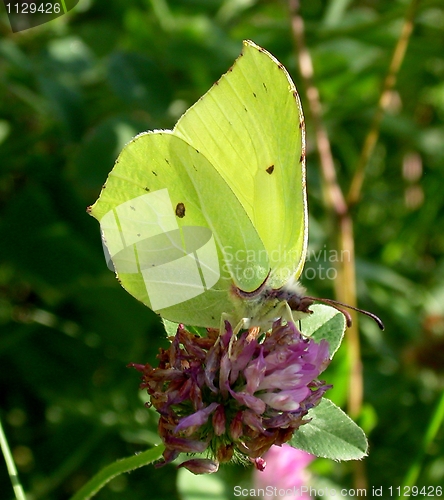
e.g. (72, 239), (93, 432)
(254, 444), (315, 499)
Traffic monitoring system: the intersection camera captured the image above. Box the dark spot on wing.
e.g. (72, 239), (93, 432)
(300, 154), (304, 163)
(253, 92), (257, 98)
(263, 82), (267, 92)
(130, 206), (135, 211)
(299, 120), (305, 129)
(165, 158), (170, 164)
(144, 187), (149, 191)
(266, 165), (275, 174)
(86, 206), (92, 214)
(175, 202), (186, 218)
(152, 171), (158, 176)
(278, 62), (285, 70)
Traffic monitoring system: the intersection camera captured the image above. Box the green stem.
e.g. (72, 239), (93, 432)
(70, 444), (165, 500)
(0, 415), (27, 500)
(288, 0), (364, 488)
(398, 392), (444, 499)
(347, 0), (419, 206)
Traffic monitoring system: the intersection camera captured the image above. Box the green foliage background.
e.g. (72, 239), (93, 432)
(1, 0), (443, 498)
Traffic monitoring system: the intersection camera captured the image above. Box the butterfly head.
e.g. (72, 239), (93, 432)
(233, 275), (384, 331)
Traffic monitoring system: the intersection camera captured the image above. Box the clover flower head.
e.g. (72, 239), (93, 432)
(131, 319), (331, 474)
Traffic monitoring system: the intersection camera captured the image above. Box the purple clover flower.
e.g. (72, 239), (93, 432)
(130, 320), (331, 474)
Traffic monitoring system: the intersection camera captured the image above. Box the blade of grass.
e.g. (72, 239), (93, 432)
(0, 415), (27, 500)
(288, 2), (364, 489)
(398, 392), (444, 498)
(69, 444), (165, 500)
(347, 0), (420, 206)
(288, 0), (362, 422)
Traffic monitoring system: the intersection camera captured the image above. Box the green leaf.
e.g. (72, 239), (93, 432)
(162, 319), (208, 338)
(300, 304), (346, 358)
(186, 325), (211, 337)
(290, 398), (368, 460)
(162, 319), (179, 337)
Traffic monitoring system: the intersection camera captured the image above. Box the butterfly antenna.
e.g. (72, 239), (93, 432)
(305, 296), (385, 330)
